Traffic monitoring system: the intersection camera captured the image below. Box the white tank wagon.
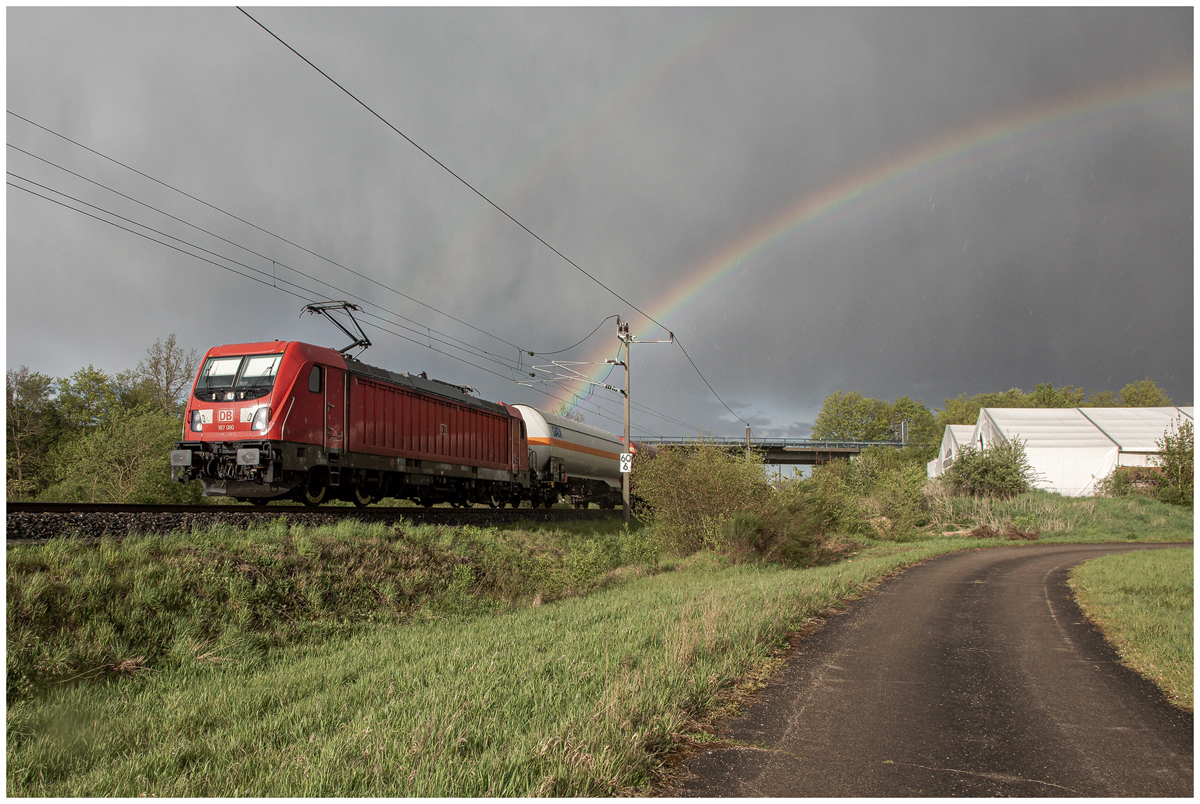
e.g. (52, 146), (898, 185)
(513, 405), (625, 508)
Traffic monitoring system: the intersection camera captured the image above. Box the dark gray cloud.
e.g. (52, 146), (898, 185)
(7, 8), (1192, 439)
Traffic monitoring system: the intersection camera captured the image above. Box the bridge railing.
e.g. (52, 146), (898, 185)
(633, 436), (907, 450)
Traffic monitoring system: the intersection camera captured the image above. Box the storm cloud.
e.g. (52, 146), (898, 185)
(6, 7), (1192, 438)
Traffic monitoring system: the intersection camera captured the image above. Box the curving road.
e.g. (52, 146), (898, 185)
(666, 543), (1193, 797)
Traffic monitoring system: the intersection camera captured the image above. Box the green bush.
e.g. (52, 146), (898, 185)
(796, 461), (874, 537)
(38, 407), (201, 504)
(1154, 417), (1193, 508)
(941, 439), (1034, 499)
(790, 450), (929, 540)
(1095, 466), (1161, 499)
(631, 439), (771, 555)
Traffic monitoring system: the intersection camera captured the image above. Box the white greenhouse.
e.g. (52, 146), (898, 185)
(927, 406), (1194, 497)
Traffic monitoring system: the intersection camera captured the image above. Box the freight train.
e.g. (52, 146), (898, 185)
(170, 339), (632, 508)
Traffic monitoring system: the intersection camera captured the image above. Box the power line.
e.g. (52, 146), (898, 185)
(10, 99), (723, 430)
(5, 167), (534, 378)
(7, 110), (528, 357)
(8, 178), (313, 305)
(9, 144), (698, 431)
(238, 7), (671, 334)
(531, 315), (618, 356)
(236, 8), (749, 429)
(8, 112), (647, 371)
(7, 173), (642, 432)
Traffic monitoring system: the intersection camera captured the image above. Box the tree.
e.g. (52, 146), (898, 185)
(937, 388), (1031, 427)
(132, 334), (200, 415)
(937, 380), (1174, 428)
(1031, 383), (1086, 408)
(1120, 379), (1172, 408)
(1084, 389), (1119, 407)
(6, 367), (56, 500)
(632, 438), (770, 554)
(53, 365), (122, 433)
(889, 395), (939, 445)
(811, 391), (894, 441)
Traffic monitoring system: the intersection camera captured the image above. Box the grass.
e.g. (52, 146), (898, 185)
(5, 517), (655, 704)
(1068, 548), (1194, 711)
(924, 487), (1194, 542)
(8, 538), (984, 796)
(6, 491), (1192, 796)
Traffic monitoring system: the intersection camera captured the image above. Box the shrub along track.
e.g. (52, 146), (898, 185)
(5, 502), (619, 542)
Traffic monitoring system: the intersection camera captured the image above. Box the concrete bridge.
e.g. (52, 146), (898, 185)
(633, 436), (907, 465)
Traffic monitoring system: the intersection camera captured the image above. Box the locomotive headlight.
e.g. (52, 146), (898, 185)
(251, 406), (270, 432)
(189, 410), (203, 433)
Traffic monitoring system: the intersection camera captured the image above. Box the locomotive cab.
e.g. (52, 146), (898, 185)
(171, 340), (340, 503)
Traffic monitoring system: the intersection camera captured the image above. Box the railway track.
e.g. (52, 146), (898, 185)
(6, 502), (620, 542)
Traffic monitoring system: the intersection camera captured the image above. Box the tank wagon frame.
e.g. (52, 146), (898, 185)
(514, 405), (625, 509)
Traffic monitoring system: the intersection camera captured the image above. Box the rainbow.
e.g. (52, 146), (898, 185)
(561, 72), (1192, 420)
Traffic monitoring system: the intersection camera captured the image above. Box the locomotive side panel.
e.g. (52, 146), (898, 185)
(347, 375), (512, 470)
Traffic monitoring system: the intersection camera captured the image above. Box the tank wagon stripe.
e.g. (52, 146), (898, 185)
(528, 437), (621, 462)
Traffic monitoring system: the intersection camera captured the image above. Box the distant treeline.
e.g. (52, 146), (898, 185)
(6, 335), (203, 503)
(4, 335), (1181, 502)
(810, 380), (1177, 462)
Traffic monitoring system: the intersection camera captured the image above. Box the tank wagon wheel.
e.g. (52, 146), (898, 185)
(250, 498), (270, 507)
(352, 486), (376, 508)
(487, 493), (502, 509)
(300, 470), (329, 508)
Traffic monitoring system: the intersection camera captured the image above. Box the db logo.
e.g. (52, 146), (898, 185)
(218, 410), (234, 423)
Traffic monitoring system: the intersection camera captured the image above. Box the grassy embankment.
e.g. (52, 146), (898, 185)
(1068, 547), (1193, 711)
(7, 491), (1192, 796)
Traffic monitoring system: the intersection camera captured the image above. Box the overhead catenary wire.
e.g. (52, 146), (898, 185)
(8, 155), (690, 433)
(8, 114), (649, 367)
(531, 315), (618, 356)
(7, 110), (527, 356)
(237, 8), (664, 334)
(5, 168), (532, 379)
(236, 8), (750, 429)
(11, 89), (721, 430)
(6, 171), (654, 433)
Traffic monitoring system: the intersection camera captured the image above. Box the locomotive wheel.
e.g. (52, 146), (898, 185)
(250, 498), (270, 507)
(487, 493), (501, 509)
(352, 486), (376, 508)
(301, 472), (328, 507)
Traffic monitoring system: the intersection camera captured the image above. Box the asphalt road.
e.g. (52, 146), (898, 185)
(664, 543), (1193, 797)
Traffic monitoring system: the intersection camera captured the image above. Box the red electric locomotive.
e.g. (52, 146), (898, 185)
(170, 339), (532, 507)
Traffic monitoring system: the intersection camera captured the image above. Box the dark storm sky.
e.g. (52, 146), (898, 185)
(6, 7), (1193, 438)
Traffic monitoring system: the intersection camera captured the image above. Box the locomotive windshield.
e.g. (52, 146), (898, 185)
(195, 354), (282, 402)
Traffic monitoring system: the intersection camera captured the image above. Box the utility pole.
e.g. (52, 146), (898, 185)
(614, 317), (672, 525)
